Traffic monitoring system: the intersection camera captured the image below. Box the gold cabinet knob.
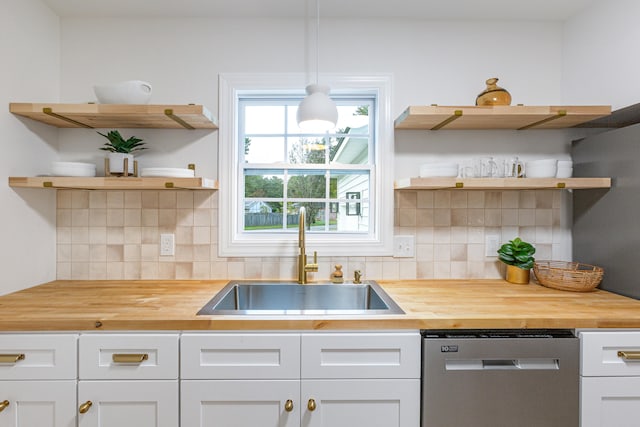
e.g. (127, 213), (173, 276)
(79, 401), (93, 414)
(307, 398), (316, 411)
(284, 399), (294, 412)
(0, 400), (9, 412)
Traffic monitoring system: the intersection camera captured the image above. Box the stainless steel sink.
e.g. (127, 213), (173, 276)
(197, 280), (404, 315)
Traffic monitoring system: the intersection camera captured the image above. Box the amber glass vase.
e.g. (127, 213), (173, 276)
(475, 77), (512, 106)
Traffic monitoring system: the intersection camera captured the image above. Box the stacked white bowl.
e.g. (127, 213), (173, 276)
(556, 160), (573, 178)
(94, 80), (152, 104)
(51, 161), (96, 177)
(525, 159), (557, 178)
(419, 162), (459, 178)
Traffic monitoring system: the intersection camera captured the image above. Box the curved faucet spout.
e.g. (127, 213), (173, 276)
(299, 206), (306, 249)
(297, 206), (318, 284)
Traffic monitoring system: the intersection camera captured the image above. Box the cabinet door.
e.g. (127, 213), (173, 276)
(0, 381), (76, 427)
(301, 379), (420, 427)
(301, 332), (420, 379)
(581, 377), (640, 427)
(181, 380), (299, 427)
(77, 380), (178, 427)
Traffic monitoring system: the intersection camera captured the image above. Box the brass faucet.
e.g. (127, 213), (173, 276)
(297, 206), (318, 284)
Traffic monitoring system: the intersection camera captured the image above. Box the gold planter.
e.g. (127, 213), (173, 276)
(505, 264), (530, 284)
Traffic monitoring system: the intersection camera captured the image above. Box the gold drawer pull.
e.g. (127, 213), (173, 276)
(0, 354), (25, 364)
(307, 398), (316, 411)
(112, 353), (149, 363)
(284, 399), (294, 412)
(618, 350), (640, 361)
(0, 400), (9, 412)
(79, 401), (92, 414)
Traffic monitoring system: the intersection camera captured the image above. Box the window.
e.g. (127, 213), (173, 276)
(219, 74), (393, 257)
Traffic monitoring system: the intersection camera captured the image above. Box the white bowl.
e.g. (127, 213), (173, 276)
(140, 167), (195, 178)
(419, 162), (459, 178)
(51, 161), (96, 177)
(525, 159), (557, 178)
(94, 80), (152, 104)
(527, 158), (558, 167)
(556, 167), (573, 178)
(557, 160), (573, 168)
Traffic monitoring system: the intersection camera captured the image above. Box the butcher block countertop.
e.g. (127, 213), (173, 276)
(0, 279), (639, 331)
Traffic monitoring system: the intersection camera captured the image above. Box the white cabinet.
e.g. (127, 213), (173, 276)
(181, 379), (299, 426)
(0, 334), (77, 427)
(77, 381), (178, 427)
(181, 332), (421, 427)
(77, 333), (179, 427)
(580, 330), (640, 427)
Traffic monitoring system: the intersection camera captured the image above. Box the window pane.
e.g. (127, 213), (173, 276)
(244, 170), (284, 198)
(336, 202), (369, 232)
(330, 127), (369, 165)
(245, 105), (285, 134)
(287, 136), (326, 164)
(287, 170), (326, 199)
(244, 201), (284, 231)
(287, 202), (326, 231)
(244, 137), (286, 163)
(335, 105), (370, 131)
(332, 171), (370, 200)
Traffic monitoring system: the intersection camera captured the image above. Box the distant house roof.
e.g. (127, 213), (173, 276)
(332, 125), (368, 165)
(245, 201), (273, 213)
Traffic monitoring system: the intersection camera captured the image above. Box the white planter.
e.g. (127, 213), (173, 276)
(108, 152), (135, 174)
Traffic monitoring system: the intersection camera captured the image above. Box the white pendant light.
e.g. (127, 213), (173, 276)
(297, 0), (338, 132)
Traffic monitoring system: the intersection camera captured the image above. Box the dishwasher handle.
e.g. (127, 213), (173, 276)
(446, 358), (560, 371)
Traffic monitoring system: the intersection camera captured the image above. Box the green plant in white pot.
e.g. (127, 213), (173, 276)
(98, 130), (146, 175)
(497, 237), (536, 284)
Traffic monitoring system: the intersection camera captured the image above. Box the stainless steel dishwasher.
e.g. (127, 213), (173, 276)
(422, 329), (579, 427)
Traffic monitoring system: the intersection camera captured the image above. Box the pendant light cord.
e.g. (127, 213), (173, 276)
(315, 0), (320, 85)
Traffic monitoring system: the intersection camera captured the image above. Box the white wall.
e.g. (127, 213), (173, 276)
(8, 11), (613, 284)
(562, 0), (640, 109)
(0, 0), (60, 294)
(57, 17), (569, 175)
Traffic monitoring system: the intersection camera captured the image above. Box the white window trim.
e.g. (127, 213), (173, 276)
(218, 73), (394, 257)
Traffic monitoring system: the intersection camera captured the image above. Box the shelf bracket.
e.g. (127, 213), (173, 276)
(42, 107), (93, 129)
(164, 109), (195, 130)
(431, 110), (463, 130)
(518, 110), (567, 130)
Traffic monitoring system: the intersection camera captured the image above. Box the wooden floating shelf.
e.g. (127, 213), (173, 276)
(9, 103), (218, 129)
(8, 176), (218, 190)
(394, 177), (612, 190)
(394, 105), (612, 130)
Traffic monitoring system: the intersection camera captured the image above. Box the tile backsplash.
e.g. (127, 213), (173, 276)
(56, 189), (566, 281)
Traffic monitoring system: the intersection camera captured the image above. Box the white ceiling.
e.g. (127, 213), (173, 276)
(41, 0), (599, 20)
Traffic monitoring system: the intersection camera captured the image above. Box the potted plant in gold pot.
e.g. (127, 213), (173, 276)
(497, 237), (536, 284)
(98, 130), (146, 176)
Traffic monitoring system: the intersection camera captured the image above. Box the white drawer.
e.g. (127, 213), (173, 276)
(581, 331), (640, 376)
(301, 332), (421, 379)
(79, 333), (179, 380)
(0, 334), (77, 380)
(181, 333), (300, 379)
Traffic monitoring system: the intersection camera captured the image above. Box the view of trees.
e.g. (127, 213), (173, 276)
(244, 106), (367, 230)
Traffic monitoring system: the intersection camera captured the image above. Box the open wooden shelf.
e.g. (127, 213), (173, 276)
(394, 105), (611, 130)
(8, 176), (218, 190)
(9, 103), (218, 129)
(394, 177), (611, 190)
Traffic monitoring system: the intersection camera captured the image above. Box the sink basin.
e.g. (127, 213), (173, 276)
(197, 280), (404, 315)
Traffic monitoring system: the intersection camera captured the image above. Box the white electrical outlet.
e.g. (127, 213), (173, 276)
(393, 235), (415, 258)
(485, 234), (500, 257)
(160, 233), (175, 256)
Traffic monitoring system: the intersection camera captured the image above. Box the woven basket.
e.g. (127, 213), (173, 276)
(533, 261), (604, 292)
